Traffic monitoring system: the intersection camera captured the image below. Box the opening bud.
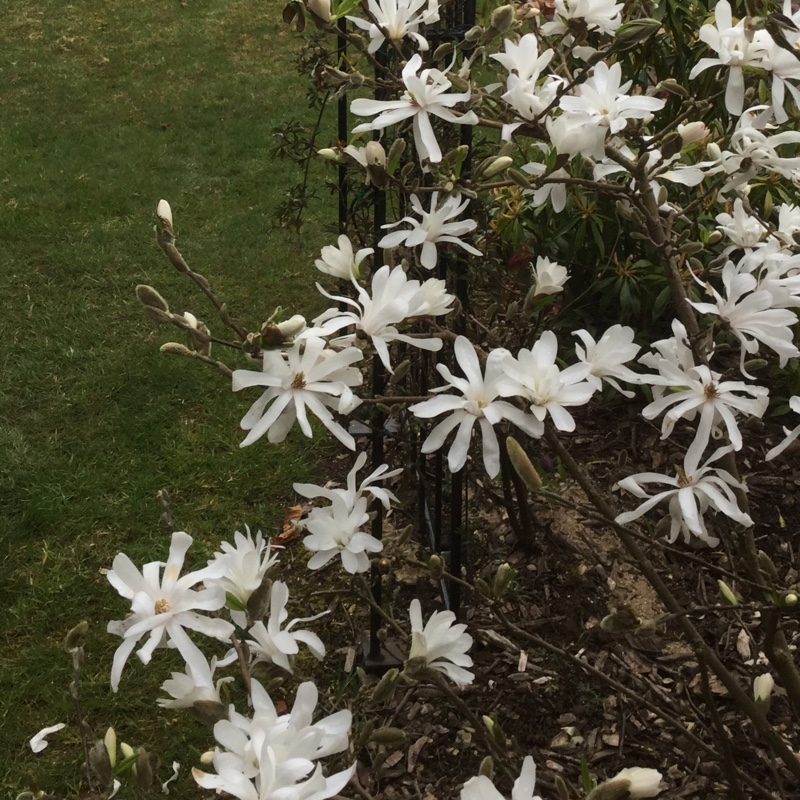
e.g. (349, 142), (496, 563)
(677, 121), (710, 146)
(588, 767), (662, 799)
(157, 199), (173, 232)
(104, 727), (117, 768)
(492, 562), (517, 599)
(753, 672), (774, 705)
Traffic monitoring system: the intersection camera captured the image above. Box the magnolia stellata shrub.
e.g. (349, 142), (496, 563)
(109, 0), (800, 794)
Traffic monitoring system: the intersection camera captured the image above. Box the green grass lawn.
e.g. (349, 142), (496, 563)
(0, 1), (335, 794)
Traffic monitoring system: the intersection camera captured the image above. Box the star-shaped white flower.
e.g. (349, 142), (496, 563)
(461, 756), (542, 800)
(193, 679), (353, 800)
(615, 445), (752, 546)
(107, 532), (234, 692)
(232, 336), (363, 450)
(246, 581), (327, 673)
(308, 265), (451, 371)
(379, 192), (481, 269)
(408, 599), (474, 686)
(497, 331), (596, 431)
(315, 235), (374, 280)
(689, 0), (768, 116)
(409, 336), (544, 477)
(347, 0), (440, 53)
(351, 54), (478, 164)
(294, 451), (400, 573)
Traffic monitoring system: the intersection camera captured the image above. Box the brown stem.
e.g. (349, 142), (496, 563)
(230, 633), (252, 698)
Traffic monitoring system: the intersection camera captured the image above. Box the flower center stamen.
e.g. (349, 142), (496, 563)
(291, 371), (306, 390)
(154, 598), (171, 614)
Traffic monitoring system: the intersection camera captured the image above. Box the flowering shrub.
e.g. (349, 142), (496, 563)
(24, 0), (800, 798)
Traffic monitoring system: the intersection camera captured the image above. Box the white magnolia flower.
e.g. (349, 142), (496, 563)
(604, 767), (663, 798)
(637, 319), (701, 398)
(408, 598), (474, 686)
(689, 0), (768, 116)
(497, 332), (596, 432)
(716, 198), (767, 249)
(491, 34), (554, 83)
(615, 445), (752, 546)
(309, 265), (451, 371)
(206, 526), (280, 625)
(642, 358), (768, 466)
(106, 532), (234, 692)
(766, 395), (800, 460)
(294, 451), (400, 573)
(558, 61), (665, 136)
(545, 110), (607, 160)
(348, 0), (440, 53)
(30, 723), (66, 754)
(540, 0), (623, 36)
(246, 581), (327, 673)
(379, 192), (481, 269)
(522, 157), (569, 212)
(351, 54), (478, 164)
(315, 235), (374, 280)
(754, 21), (800, 124)
(689, 261), (800, 375)
(193, 679), (353, 800)
(531, 256), (569, 296)
(409, 336), (545, 477)
(573, 324), (642, 397)
(158, 653), (235, 709)
(232, 336), (363, 450)
(461, 756), (542, 800)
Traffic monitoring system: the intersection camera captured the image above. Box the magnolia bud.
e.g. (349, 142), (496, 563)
(371, 668), (400, 702)
(88, 740), (113, 787)
(614, 17), (661, 49)
(706, 142), (722, 160)
(506, 437), (541, 492)
(718, 579), (739, 606)
(428, 554), (444, 579)
(365, 140), (387, 167)
(317, 147), (340, 160)
(104, 727), (117, 768)
(307, 0), (331, 21)
(371, 727), (407, 745)
(492, 563), (517, 599)
(758, 550), (780, 583)
(784, 592), (798, 607)
(482, 156), (513, 178)
(753, 672), (774, 703)
(464, 25), (483, 42)
(678, 121), (710, 146)
(490, 4), (516, 31)
(136, 748), (154, 792)
(160, 342), (193, 356)
(63, 620), (89, 652)
(157, 199), (173, 232)
(136, 284), (170, 312)
(200, 750), (215, 765)
(656, 78), (688, 97)
(120, 742), (135, 760)
(144, 306), (173, 324)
